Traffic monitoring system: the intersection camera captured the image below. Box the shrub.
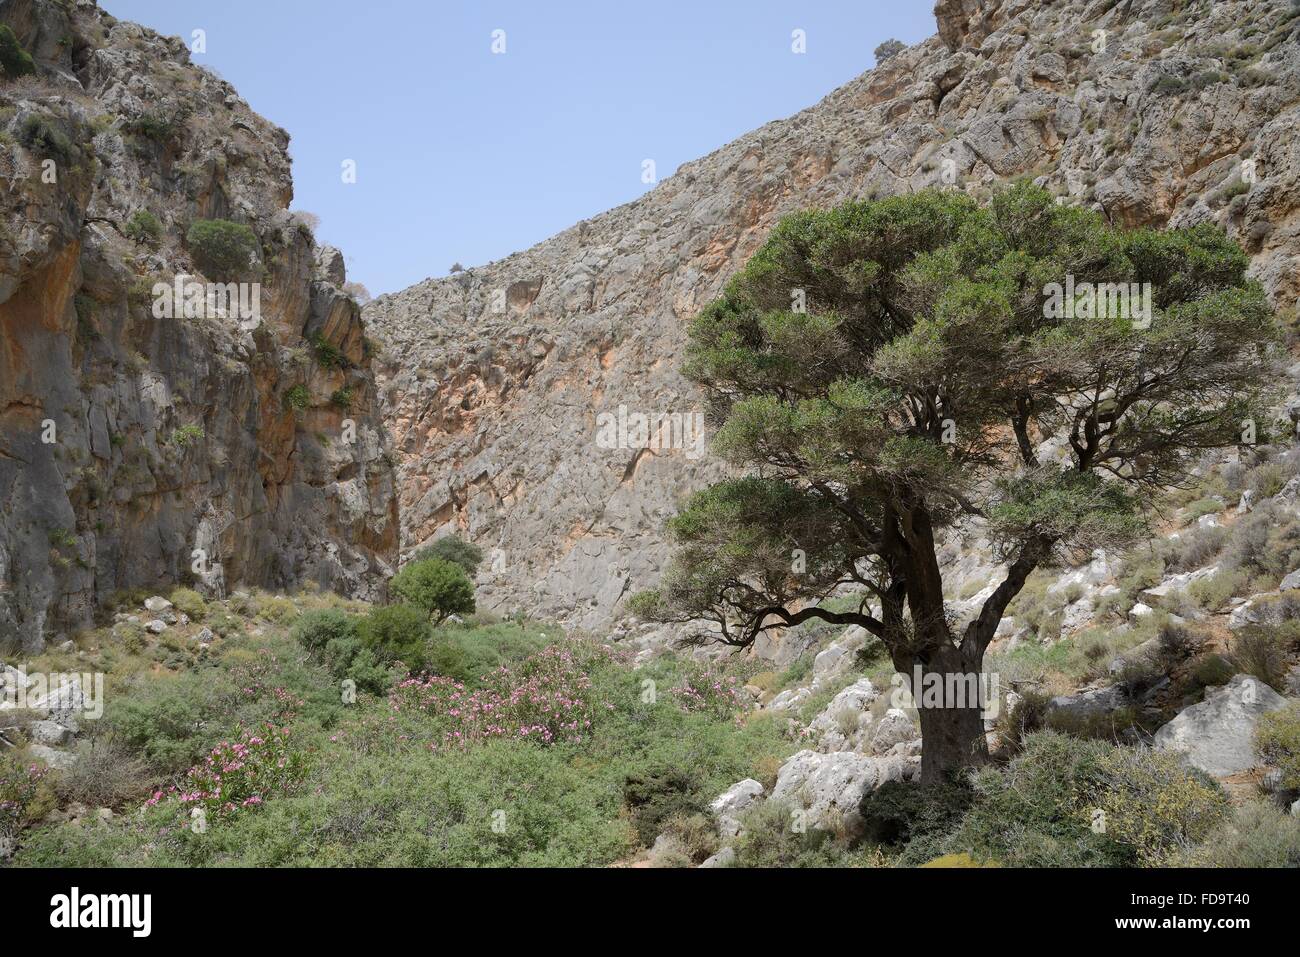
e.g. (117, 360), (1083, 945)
(412, 535), (484, 576)
(329, 387), (353, 410)
(0, 755), (54, 838)
(668, 662), (748, 719)
(356, 605), (431, 670)
(730, 799), (846, 867)
(54, 739), (150, 809)
(1256, 701), (1300, 792)
(292, 609), (358, 654)
(18, 113), (76, 164)
(0, 25), (35, 78)
(1229, 627), (1290, 691)
(310, 333), (347, 370)
(146, 724), (305, 822)
(123, 209), (162, 245)
(283, 384), (310, 412)
(321, 637), (391, 695)
(943, 732), (1228, 866)
(390, 558), (475, 624)
(185, 219), (263, 281)
(121, 113), (177, 145)
(874, 38), (905, 61)
(1179, 802), (1300, 867)
(254, 593), (298, 625)
(169, 424), (204, 448)
(622, 766), (703, 845)
(168, 587), (207, 621)
(860, 778), (974, 864)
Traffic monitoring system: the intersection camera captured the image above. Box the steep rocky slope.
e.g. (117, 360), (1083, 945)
(0, 0), (398, 650)
(366, 0), (1300, 632)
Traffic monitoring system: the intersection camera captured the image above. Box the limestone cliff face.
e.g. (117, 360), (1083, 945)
(0, 0), (398, 650)
(365, 0), (1300, 632)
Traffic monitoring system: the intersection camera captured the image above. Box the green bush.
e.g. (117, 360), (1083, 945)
(390, 558), (475, 624)
(292, 609), (358, 654)
(356, 604), (432, 670)
(1229, 627), (1290, 691)
(1179, 802), (1300, 867)
(185, 218), (263, 281)
(730, 799), (849, 867)
(283, 384), (310, 413)
(412, 535), (484, 576)
(1256, 701), (1300, 792)
(0, 24), (35, 79)
(942, 732), (1228, 867)
(321, 637), (390, 695)
(168, 587), (207, 621)
(329, 387), (353, 410)
(622, 766), (703, 845)
(123, 209), (162, 245)
(18, 113), (76, 165)
(860, 778), (974, 864)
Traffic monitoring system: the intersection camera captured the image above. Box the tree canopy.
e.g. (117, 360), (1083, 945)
(391, 557), (476, 625)
(632, 183), (1279, 781)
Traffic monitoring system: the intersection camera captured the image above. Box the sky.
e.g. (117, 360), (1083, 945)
(103, 1), (936, 297)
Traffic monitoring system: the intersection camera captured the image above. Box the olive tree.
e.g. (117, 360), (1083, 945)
(632, 184), (1278, 785)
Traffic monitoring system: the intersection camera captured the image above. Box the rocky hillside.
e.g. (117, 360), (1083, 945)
(0, 0), (398, 651)
(366, 0), (1300, 633)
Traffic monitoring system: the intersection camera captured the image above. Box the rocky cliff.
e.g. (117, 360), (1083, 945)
(0, 0), (398, 650)
(365, 0), (1300, 633)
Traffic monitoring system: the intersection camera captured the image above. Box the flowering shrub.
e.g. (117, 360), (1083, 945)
(389, 640), (618, 748)
(0, 756), (52, 837)
(145, 724), (304, 822)
(669, 663), (748, 720)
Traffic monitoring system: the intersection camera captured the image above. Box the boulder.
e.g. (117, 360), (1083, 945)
(28, 744), (76, 770)
(770, 749), (917, 836)
(1153, 674), (1287, 777)
(699, 846), (735, 868)
(27, 720), (73, 746)
(870, 708), (920, 755)
(708, 778), (765, 838)
(804, 677), (879, 752)
(1280, 568), (1300, 592)
(143, 596), (173, 614)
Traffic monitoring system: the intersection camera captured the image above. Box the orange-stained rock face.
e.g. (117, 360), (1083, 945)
(365, 0), (1300, 635)
(0, 0), (397, 650)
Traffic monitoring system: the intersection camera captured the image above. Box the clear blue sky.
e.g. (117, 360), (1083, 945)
(104, 1), (936, 296)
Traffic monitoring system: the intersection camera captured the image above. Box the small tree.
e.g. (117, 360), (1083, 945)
(874, 38), (906, 62)
(635, 184), (1278, 786)
(0, 25), (35, 79)
(186, 218), (264, 281)
(412, 535), (484, 576)
(357, 604), (432, 669)
(391, 558), (476, 624)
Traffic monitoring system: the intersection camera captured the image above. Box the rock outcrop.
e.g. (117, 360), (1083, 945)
(0, 0), (398, 649)
(366, 0), (1300, 631)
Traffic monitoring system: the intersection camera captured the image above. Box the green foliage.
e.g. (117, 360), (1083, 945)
(942, 732), (1228, 866)
(19, 113), (76, 165)
(310, 333), (348, 370)
(329, 386), (353, 410)
(1256, 702), (1300, 792)
(0, 24), (36, 78)
(283, 384), (310, 412)
(292, 609), (357, 654)
(124, 209), (162, 245)
(390, 558), (476, 624)
(355, 604), (432, 670)
(651, 182), (1278, 716)
(622, 766), (704, 845)
(411, 535), (484, 576)
(168, 424), (204, 448)
(168, 587), (207, 621)
(1177, 802), (1300, 867)
(185, 218), (263, 281)
(121, 113), (178, 145)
